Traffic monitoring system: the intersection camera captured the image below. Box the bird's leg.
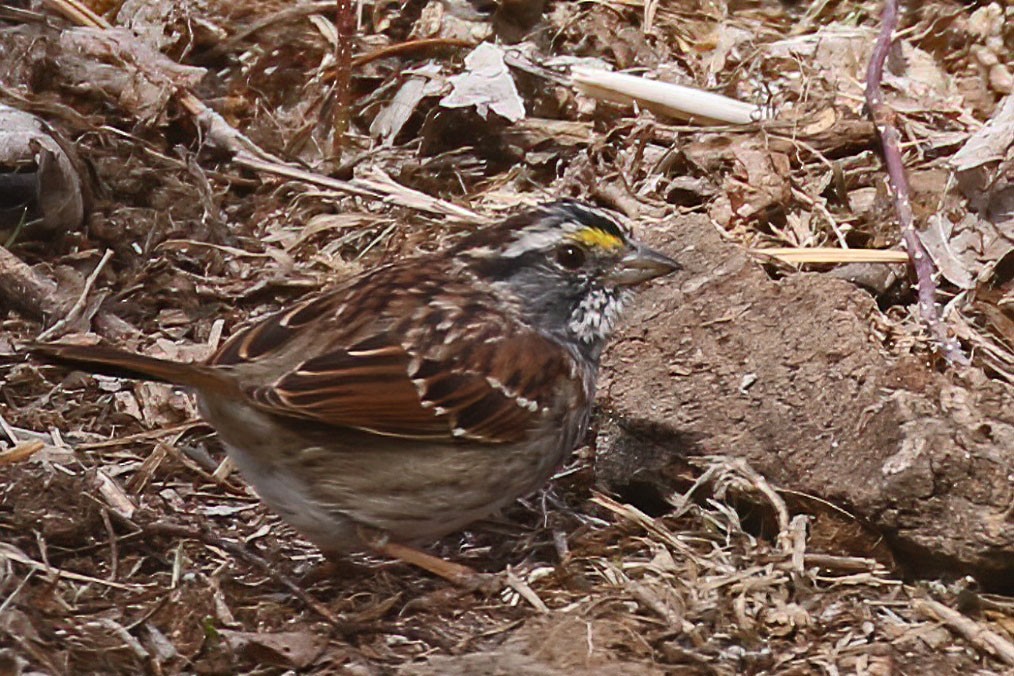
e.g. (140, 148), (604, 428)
(358, 528), (501, 591)
(371, 539), (481, 587)
(299, 553), (371, 587)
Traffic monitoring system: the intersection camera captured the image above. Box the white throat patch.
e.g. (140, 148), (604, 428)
(567, 287), (629, 343)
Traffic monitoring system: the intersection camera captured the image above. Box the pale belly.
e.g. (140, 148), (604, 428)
(198, 394), (577, 552)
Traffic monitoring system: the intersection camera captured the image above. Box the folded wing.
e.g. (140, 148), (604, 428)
(210, 282), (580, 444)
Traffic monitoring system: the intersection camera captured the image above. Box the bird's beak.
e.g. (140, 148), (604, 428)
(609, 244), (681, 286)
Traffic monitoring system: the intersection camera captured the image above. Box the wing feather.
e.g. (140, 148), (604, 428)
(239, 330), (574, 443)
(208, 265), (583, 444)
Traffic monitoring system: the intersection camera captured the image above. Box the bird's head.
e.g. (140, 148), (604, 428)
(458, 200), (679, 357)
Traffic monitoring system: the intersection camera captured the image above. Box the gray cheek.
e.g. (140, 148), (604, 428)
(497, 270), (579, 329)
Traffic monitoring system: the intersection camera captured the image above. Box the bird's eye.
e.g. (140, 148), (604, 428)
(555, 243), (586, 270)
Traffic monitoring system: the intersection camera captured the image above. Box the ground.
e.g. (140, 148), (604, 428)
(0, 0), (1012, 674)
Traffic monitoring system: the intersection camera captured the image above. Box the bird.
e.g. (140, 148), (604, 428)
(35, 200), (679, 584)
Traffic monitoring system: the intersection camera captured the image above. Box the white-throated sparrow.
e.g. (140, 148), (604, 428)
(37, 200), (678, 580)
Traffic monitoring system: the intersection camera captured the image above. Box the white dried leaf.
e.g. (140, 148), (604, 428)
(113, 390), (143, 421)
(371, 64), (445, 145)
(920, 213), (977, 289)
(440, 43), (525, 122)
(923, 96), (1014, 287)
(116, 0), (193, 51)
(951, 96), (1014, 173)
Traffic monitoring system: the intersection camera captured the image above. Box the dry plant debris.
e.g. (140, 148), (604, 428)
(0, 0), (1012, 673)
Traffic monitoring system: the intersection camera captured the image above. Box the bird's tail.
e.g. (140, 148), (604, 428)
(32, 343), (234, 394)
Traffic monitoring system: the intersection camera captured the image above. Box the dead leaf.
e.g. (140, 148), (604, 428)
(58, 27), (205, 124)
(218, 630), (326, 670)
(765, 27), (963, 112)
(725, 142), (793, 224)
(412, 0), (492, 42)
(371, 64), (446, 145)
(951, 95), (1014, 176)
(440, 43), (525, 122)
(923, 96), (1014, 287)
(920, 213), (977, 289)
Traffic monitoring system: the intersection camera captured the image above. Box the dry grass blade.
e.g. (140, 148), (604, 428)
(504, 569), (549, 613)
(0, 440), (45, 465)
(40, 0), (107, 29)
(753, 247), (911, 264)
(591, 491), (709, 566)
(0, 543), (145, 591)
(233, 154), (482, 222)
(36, 249), (113, 341)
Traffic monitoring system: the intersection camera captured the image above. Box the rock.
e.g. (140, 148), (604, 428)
(596, 214), (1014, 589)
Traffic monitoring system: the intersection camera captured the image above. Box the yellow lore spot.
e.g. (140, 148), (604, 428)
(571, 227), (624, 251)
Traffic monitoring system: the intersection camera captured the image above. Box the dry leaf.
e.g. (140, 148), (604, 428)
(371, 64), (446, 145)
(58, 27), (205, 124)
(921, 96), (1014, 287)
(440, 43), (525, 122)
(218, 630), (326, 670)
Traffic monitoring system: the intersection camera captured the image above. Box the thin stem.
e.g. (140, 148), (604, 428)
(332, 0), (356, 157)
(864, 0), (967, 364)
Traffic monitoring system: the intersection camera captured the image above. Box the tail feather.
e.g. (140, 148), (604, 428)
(32, 343), (233, 394)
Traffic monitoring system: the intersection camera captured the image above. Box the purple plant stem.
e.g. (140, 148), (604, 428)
(864, 0), (968, 365)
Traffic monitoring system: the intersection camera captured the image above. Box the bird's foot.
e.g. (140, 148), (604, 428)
(360, 530), (504, 593)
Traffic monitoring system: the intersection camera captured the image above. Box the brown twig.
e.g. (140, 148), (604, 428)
(0, 244), (141, 340)
(224, 1), (334, 47)
(331, 0), (356, 156)
(0, 245), (68, 319)
(914, 597), (1014, 666)
(36, 248), (113, 341)
(140, 519), (348, 630)
(350, 38), (475, 69)
(864, 0), (967, 365)
(0, 440), (45, 465)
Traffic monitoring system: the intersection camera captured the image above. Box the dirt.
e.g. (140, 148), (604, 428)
(598, 213), (1014, 589)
